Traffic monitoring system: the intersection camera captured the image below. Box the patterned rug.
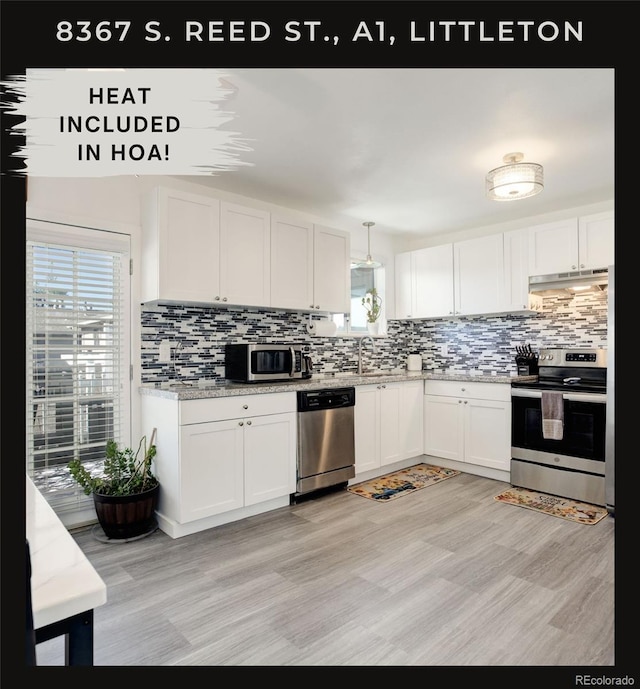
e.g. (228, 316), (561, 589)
(347, 463), (461, 502)
(494, 486), (609, 525)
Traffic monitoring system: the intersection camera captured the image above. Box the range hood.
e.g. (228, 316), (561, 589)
(529, 267), (608, 294)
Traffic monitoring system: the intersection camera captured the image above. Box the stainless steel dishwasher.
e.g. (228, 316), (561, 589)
(295, 387), (356, 498)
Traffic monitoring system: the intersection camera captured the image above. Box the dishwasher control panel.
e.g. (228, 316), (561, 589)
(297, 387), (355, 411)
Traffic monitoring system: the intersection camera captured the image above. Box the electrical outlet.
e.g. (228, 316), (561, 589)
(159, 341), (172, 363)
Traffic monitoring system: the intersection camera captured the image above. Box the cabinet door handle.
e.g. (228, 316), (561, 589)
(243, 404), (248, 410)
(315, 305), (320, 309)
(238, 421), (244, 426)
(215, 296), (220, 301)
(222, 297), (228, 302)
(246, 420), (252, 425)
(463, 400), (468, 404)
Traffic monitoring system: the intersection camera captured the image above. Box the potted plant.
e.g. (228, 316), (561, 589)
(362, 287), (382, 335)
(67, 429), (159, 540)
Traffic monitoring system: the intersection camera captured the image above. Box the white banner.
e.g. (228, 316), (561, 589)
(3, 68), (253, 176)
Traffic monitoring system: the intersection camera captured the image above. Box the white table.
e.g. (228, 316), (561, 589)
(26, 476), (107, 666)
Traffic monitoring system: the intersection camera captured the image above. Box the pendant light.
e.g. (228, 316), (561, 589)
(352, 221), (382, 269)
(486, 152), (544, 201)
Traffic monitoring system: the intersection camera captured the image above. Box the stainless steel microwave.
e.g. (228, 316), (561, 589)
(224, 343), (312, 382)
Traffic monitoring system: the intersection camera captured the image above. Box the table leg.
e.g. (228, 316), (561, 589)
(35, 609), (94, 666)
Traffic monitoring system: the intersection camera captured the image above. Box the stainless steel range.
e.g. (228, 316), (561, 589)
(511, 347), (607, 506)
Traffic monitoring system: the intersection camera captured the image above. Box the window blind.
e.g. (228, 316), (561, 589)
(26, 222), (130, 516)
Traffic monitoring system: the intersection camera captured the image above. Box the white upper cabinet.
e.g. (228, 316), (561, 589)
(503, 228), (542, 313)
(270, 215), (315, 311)
(141, 187), (220, 304)
(394, 251), (414, 319)
(271, 218), (350, 313)
(219, 201), (271, 307)
(396, 235), (505, 319)
(413, 244), (455, 318)
(528, 212), (614, 275)
(454, 234), (504, 316)
(143, 188), (352, 313)
(313, 224), (351, 313)
(578, 211), (615, 269)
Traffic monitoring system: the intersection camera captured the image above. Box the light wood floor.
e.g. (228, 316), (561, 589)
(35, 470), (615, 668)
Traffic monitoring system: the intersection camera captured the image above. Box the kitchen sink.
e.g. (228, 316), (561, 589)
(333, 371), (406, 378)
(315, 371), (409, 380)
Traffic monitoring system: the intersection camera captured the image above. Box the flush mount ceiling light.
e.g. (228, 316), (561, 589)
(486, 152), (544, 201)
(351, 221), (383, 269)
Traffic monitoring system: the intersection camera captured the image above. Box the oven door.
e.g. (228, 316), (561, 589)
(511, 389), (606, 462)
(511, 389), (607, 505)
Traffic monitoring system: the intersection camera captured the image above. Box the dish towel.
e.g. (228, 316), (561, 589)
(541, 391), (564, 440)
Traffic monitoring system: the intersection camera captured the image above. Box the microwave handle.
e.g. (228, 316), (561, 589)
(511, 389), (606, 404)
(289, 347), (295, 377)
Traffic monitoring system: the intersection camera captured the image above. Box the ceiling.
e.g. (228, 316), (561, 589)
(176, 67), (614, 241)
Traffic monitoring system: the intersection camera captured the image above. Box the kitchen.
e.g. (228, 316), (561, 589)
(21, 67), (617, 669)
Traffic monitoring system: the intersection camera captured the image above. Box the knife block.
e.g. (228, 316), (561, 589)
(516, 356), (539, 376)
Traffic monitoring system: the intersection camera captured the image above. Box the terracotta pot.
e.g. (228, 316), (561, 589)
(93, 484), (159, 539)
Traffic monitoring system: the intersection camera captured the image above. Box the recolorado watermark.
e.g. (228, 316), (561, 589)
(576, 677), (635, 686)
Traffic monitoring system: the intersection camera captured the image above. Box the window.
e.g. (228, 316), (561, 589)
(333, 264), (386, 334)
(26, 219), (131, 518)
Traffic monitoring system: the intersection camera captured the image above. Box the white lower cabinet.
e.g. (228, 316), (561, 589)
(423, 381), (511, 472)
(142, 392), (296, 538)
(355, 380), (424, 475)
(180, 419), (244, 520)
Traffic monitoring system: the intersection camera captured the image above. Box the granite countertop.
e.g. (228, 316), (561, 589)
(139, 370), (537, 400)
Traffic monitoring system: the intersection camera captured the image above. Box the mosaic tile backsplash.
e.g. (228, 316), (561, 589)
(140, 290), (608, 384)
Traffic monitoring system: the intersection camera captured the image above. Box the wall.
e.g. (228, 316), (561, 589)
(141, 288), (607, 383)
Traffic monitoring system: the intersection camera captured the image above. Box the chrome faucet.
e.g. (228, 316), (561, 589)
(357, 336), (376, 375)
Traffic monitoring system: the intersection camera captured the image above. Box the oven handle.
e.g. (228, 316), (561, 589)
(511, 389), (606, 403)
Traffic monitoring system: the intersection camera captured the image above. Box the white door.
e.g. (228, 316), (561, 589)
(313, 225), (351, 313)
(423, 394), (463, 461)
(413, 244), (455, 318)
(454, 234), (504, 316)
(503, 228), (530, 312)
(379, 383), (402, 466)
(395, 251), (414, 319)
(528, 218), (579, 274)
(578, 212), (615, 269)
(220, 201), (271, 306)
(399, 381), (424, 459)
(463, 398), (511, 470)
(354, 385), (380, 474)
(26, 219), (132, 525)
(270, 215), (314, 310)
(151, 187), (220, 303)
(244, 412), (297, 506)
(180, 420), (244, 522)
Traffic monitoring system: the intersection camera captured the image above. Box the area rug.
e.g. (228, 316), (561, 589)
(494, 487), (608, 525)
(347, 463), (461, 502)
